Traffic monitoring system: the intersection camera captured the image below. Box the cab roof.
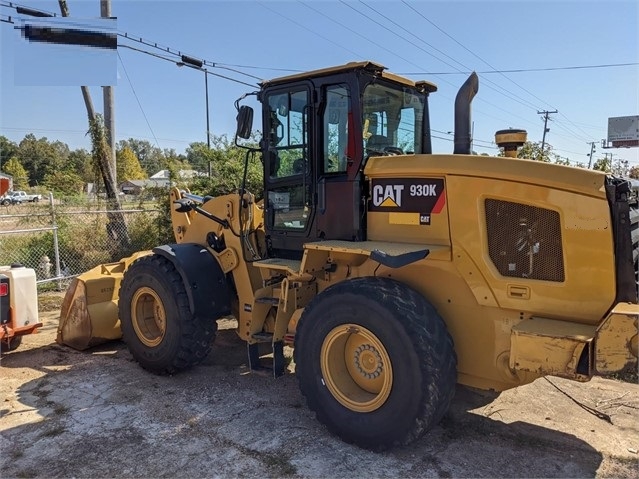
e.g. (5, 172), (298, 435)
(260, 61), (437, 93)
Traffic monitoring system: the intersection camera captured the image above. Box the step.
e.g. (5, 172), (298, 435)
(253, 257), (301, 274)
(255, 297), (280, 306)
(251, 331), (274, 342)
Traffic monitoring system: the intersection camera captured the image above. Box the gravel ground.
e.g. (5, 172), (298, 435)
(0, 294), (638, 478)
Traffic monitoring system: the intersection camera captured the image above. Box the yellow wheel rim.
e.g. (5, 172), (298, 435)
(131, 287), (166, 347)
(320, 324), (393, 413)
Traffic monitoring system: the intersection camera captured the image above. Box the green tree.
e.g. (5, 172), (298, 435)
(593, 157), (611, 173)
(188, 133), (262, 198)
(553, 157), (572, 166)
(512, 141), (554, 163)
(16, 134), (69, 185)
(67, 148), (96, 184)
(116, 147), (147, 182)
(43, 170), (84, 196)
(185, 142), (213, 174)
(2, 157), (29, 190)
(0, 136), (18, 170)
(163, 148), (187, 165)
(117, 139), (163, 176)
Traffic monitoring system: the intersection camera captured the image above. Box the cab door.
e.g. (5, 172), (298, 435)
(315, 82), (365, 242)
(262, 83), (314, 257)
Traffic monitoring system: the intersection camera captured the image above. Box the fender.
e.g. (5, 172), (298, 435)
(153, 244), (231, 319)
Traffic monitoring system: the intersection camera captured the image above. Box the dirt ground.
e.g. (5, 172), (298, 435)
(1, 293), (638, 478)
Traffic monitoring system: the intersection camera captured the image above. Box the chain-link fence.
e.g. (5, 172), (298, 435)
(0, 198), (165, 288)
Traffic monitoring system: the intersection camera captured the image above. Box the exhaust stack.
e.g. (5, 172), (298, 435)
(453, 72), (479, 155)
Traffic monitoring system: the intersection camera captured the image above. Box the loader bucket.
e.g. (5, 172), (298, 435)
(57, 251), (151, 350)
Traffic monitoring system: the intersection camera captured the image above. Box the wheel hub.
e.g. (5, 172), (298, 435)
(353, 344), (383, 379)
(131, 287), (166, 348)
(320, 324), (393, 413)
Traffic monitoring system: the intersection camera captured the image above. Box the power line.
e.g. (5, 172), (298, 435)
(352, 0), (543, 112)
(118, 44), (258, 88)
(399, 1), (599, 145)
(292, 0), (546, 134)
(256, 0), (363, 59)
(397, 62), (639, 75)
(117, 51), (161, 151)
(2, 1), (263, 85)
(400, 1), (555, 112)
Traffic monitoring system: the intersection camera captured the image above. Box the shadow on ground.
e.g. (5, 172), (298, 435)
(0, 327), (607, 478)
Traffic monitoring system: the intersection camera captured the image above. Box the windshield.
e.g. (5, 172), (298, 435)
(362, 82), (425, 157)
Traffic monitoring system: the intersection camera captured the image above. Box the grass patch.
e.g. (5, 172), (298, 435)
(37, 291), (65, 312)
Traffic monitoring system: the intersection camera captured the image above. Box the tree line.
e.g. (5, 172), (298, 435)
(1, 132), (636, 198)
(504, 141), (636, 177)
(0, 133), (263, 198)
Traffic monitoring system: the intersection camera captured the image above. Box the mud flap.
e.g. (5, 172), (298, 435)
(153, 244), (231, 319)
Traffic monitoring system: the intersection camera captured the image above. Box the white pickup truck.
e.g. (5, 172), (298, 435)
(6, 191), (42, 203)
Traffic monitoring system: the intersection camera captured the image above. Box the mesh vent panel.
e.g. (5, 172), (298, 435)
(486, 199), (564, 282)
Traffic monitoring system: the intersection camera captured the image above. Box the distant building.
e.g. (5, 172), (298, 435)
(0, 172), (13, 196)
(120, 169), (206, 196)
(120, 178), (170, 196)
(150, 169), (206, 180)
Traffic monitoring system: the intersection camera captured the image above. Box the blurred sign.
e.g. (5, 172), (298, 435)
(608, 116), (639, 147)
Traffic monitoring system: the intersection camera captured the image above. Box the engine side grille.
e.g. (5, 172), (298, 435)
(486, 199), (564, 282)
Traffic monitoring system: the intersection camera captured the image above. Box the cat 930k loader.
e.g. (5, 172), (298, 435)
(58, 61), (638, 450)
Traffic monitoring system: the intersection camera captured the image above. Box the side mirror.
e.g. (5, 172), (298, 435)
(236, 105), (254, 139)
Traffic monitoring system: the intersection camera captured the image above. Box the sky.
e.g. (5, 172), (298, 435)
(0, 0), (638, 168)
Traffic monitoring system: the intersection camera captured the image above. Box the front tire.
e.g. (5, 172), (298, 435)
(118, 254), (217, 374)
(294, 277), (457, 450)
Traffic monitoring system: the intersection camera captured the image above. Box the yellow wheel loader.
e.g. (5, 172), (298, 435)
(58, 61), (638, 450)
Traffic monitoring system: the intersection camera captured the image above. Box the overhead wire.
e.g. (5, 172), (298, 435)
(325, 0), (561, 136)
(118, 44), (258, 88)
(117, 50), (162, 151)
(397, 62), (639, 75)
(349, 0), (543, 111)
(291, 0), (544, 135)
(400, 0), (558, 112)
(4, 0), (629, 158)
(399, 0), (600, 146)
(255, 0), (363, 60)
(2, 1), (263, 85)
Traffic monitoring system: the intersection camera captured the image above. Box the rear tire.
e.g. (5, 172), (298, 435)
(118, 254), (217, 374)
(1, 335), (23, 353)
(294, 277), (457, 450)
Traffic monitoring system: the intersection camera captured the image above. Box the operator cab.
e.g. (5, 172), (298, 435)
(243, 61), (437, 259)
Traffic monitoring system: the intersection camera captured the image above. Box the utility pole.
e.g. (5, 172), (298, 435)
(537, 109), (557, 160)
(587, 141), (597, 169)
(101, 0), (116, 181)
(205, 69), (211, 177)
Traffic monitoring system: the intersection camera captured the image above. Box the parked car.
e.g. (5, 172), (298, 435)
(7, 191), (42, 203)
(0, 194), (21, 206)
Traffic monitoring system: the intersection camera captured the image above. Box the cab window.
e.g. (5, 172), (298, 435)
(266, 90), (309, 179)
(323, 84), (351, 173)
(362, 83), (424, 156)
